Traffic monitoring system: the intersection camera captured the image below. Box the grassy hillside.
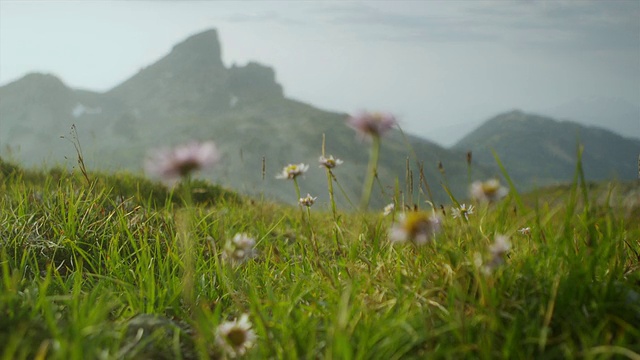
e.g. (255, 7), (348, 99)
(1, 157), (639, 359)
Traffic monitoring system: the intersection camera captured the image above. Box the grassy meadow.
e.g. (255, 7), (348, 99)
(1, 142), (639, 359)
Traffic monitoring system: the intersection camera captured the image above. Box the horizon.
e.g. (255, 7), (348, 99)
(1, 1), (639, 144)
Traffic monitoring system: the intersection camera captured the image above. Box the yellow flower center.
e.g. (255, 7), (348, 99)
(403, 212), (432, 239)
(482, 180), (500, 195)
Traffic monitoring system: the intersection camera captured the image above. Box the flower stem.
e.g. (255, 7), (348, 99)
(326, 169), (337, 220)
(179, 176), (195, 310)
(293, 177), (305, 223)
(326, 169), (343, 252)
(293, 178), (302, 202)
(306, 207), (320, 257)
(332, 173), (355, 210)
(361, 135), (381, 211)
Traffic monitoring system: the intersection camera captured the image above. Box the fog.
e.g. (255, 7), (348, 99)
(1, 1), (638, 144)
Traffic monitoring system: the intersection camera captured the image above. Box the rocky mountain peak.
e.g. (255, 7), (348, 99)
(164, 28), (224, 70)
(106, 28), (228, 110)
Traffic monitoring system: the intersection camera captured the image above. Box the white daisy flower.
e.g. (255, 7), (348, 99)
(223, 233), (257, 266)
(489, 234), (511, 258)
(299, 194), (317, 207)
(389, 212), (442, 245)
(383, 203), (395, 216)
(319, 155), (343, 169)
(276, 163), (309, 180)
(518, 227), (532, 236)
(451, 204), (474, 220)
(215, 314), (257, 358)
(470, 179), (508, 203)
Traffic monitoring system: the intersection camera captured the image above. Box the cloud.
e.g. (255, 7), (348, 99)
(219, 5), (309, 26)
(308, 1), (639, 50)
(461, 1), (640, 51)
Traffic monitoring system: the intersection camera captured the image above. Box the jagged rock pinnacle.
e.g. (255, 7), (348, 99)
(167, 28), (224, 68)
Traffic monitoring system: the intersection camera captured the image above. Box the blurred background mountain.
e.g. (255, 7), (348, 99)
(1, 29), (637, 207)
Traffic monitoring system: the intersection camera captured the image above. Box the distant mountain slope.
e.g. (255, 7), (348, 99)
(544, 97), (640, 140)
(3, 29), (634, 206)
(453, 110), (640, 189)
(0, 28), (483, 207)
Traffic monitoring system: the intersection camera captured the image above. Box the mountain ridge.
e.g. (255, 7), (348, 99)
(454, 110), (639, 189)
(1, 28), (637, 206)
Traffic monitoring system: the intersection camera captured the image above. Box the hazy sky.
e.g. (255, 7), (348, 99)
(1, 1), (639, 145)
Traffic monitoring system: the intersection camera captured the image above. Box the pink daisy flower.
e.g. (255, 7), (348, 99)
(145, 141), (220, 185)
(347, 111), (397, 138)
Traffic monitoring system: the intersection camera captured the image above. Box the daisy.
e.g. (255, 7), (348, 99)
(222, 233), (257, 266)
(347, 111), (397, 138)
(299, 194), (317, 207)
(489, 234), (511, 258)
(215, 314), (257, 358)
(145, 141), (219, 185)
(319, 155), (343, 169)
(389, 211), (442, 245)
(518, 227), (532, 236)
(276, 163), (309, 180)
(451, 204), (474, 220)
(477, 234), (512, 275)
(383, 203), (395, 216)
(470, 179), (508, 203)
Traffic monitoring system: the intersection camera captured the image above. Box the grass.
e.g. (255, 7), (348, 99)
(0, 155), (639, 359)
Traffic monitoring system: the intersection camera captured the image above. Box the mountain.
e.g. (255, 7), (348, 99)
(2, 29), (635, 206)
(544, 97), (640, 140)
(453, 110), (640, 190)
(0, 29), (482, 208)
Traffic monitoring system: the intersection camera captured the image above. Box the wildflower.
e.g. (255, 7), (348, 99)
(518, 227), (532, 236)
(451, 204), (474, 220)
(470, 178), (508, 203)
(476, 234), (511, 275)
(473, 252), (484, 269)
(347, 111), (397, 138)
(145, 141), (219, 185)
(299, 194), (317, 207)
(223, 233), (257, 266)
(319, 155), (343, 169)
(383, 203), (395, 216)
(389, 211), (442, 245)
(276, 163), (309, 180)
(489, 234), (511, 258)
(215, 314), (257, 358)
